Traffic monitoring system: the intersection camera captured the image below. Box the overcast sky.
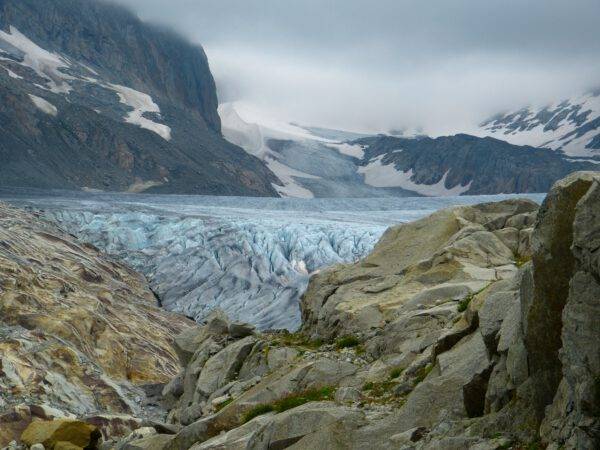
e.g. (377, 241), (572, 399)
(114, 0), (600, 135)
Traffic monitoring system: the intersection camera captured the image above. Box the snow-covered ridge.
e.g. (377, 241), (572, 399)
(219, 102), (478, 198)
(0, 26), (171, 140)
(358, 154), (472, 196)
(477, 91), (600, 157)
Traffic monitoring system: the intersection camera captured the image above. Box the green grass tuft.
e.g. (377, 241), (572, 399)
(242, 404), (275, 423)
(389, 367), (404, 379)
(241, 386), (336, 423)
(413, 364), (433, 385)
(335, 335), (360, 349)
(457, 294), (474, 312)
(214, 397), (234, 412)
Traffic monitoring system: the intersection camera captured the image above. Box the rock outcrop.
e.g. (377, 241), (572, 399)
(0, 203), (192, 446)
(3, 171), (599, 450)
(136, 171), (599, 450)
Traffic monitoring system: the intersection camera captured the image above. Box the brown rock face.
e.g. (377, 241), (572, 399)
(0, 203), (193, 443)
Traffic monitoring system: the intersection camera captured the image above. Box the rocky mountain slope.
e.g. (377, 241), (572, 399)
(0, 0), (278, 196)
(0, 203), (193, 445)
(1, 172), (598, 450)
(355, 134), (599, 195)
(220, 102), (599, 198)
(478, 90), (600, 158)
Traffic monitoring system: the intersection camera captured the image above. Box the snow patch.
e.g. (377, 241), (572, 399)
(266, 157), (319, 199)
(28, 94), (57, 116)
(0, 63), (22, 79)
(358, 155), (472, 196)
(109, 83), (171, 141)
(0, 26), (73, 94)
(327, 142), (365, 159)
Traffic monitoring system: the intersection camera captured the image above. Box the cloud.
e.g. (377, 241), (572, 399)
(113, 0), (600, 135)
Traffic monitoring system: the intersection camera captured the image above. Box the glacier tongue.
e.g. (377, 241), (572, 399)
(6, 192), (545, 331)
(43, 203), (387, 330)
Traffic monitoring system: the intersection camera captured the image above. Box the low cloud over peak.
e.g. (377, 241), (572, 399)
(114, 0), (600, 135)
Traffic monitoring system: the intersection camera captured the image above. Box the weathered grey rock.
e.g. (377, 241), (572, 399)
(526, 171), (600, 419)
(478, 290), (518, 350)
(492, 227), (519, 254)
(190, 415), (273, 450)
(252, 402), (365, 450)
(123, 435), (173, 450)
(30, 444), (44, 450)
(228, 323), (256, 339)
(505, 212), (536, 230)
(194, 336), (257, 400)
(540, 178), (600, 449)
(392, 332), (492, 432)
(335, 387), (362, 403)
(174, 311), (229, 366)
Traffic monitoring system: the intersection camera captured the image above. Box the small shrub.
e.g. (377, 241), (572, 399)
(362, 382), (374, 391)
(336, 335), (360, 349)
(389, 367), (404, 379)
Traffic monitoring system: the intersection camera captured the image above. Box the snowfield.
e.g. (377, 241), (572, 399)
(3, 191), (545, 330)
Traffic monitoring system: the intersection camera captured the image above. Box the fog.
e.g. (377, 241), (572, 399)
(114, 0), (600, 135)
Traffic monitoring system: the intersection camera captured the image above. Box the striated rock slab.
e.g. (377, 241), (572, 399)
(301, 199), (537, 342)
(0, 203), (193, 445)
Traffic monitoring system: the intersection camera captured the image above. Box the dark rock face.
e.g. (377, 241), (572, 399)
(0, 0), (279, 196)
(525, 172), (598, 415)
(539, 175), (600, 449)
(354, 134), (598, 195)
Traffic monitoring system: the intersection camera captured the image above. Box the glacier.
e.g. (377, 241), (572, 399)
(2, 190), (545, 330)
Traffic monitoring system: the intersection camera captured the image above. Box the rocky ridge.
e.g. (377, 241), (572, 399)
(2, 171), (599, 450)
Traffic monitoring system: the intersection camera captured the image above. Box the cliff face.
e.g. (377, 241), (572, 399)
(0, 0), (279, 196)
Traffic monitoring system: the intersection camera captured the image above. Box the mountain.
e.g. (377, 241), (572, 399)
(478, 90), (600, 158)
(220, 102), (599, 197)
(0, 0), (279, 196)
(355, 134), (599, 195)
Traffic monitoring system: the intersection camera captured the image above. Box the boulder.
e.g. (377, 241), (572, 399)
(227, 323), (256, 339)
(20, 420), (100, 450)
